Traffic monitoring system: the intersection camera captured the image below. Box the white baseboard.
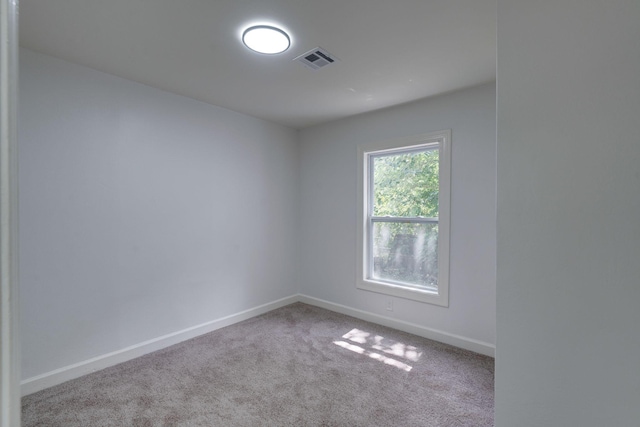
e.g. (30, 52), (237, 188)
(21, 295), (299, 396)
(297, 294), (495, 357)
(23, 293), (494, 396)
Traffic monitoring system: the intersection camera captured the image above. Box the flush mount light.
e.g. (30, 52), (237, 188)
(242, 25), (290, 54)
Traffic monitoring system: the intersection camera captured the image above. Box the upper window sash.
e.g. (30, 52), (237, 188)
(367, 143), (439, 219)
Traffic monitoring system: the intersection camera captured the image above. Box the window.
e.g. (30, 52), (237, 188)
(357, 131), (451, 306)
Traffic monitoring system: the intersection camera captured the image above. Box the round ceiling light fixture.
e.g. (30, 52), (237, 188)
(242, 25), (290, 54)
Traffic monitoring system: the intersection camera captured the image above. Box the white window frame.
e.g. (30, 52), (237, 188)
(356, 130), (451, 306)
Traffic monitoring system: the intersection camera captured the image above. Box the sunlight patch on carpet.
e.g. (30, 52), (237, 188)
(333, 328), (422, 372)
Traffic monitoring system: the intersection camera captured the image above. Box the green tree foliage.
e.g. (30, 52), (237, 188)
(373, 149), (439, 217)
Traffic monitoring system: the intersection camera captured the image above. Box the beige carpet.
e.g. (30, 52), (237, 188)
(22, 303), (494, 426)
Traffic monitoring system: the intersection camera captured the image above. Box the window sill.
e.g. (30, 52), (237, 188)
(357, 278), (449, 307)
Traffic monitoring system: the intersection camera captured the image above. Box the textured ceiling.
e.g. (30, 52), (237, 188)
(19, 0), (496, 129)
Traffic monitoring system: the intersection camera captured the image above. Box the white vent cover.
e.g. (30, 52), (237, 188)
(294, 47), (338, 70)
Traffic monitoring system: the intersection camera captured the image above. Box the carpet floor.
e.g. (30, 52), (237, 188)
(22, 303), (494, 426)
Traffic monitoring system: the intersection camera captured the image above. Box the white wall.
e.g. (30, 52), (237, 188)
(19, 49), (299, 380)
(298, 83), (496, 348)
(496, 0), (640, 425)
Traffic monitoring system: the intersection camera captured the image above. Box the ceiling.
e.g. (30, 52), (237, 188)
(19, 0), (496, 129)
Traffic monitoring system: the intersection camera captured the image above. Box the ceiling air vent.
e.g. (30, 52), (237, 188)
(294, 47), (338, 70)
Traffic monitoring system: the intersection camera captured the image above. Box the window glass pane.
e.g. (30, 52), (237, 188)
(372, 149), (439, 217)
(372, 222), (438, 289)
